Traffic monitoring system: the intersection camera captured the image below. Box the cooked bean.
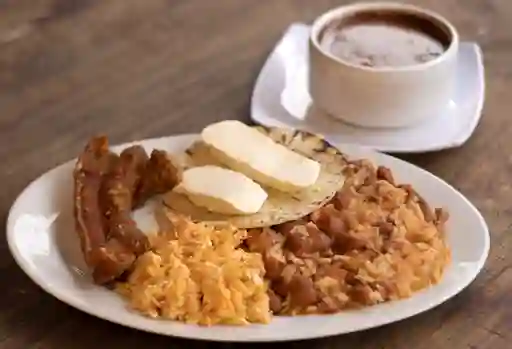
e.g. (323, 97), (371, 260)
(288, 275), (318, 307)
(310, 205), (348, 238)
(332, 188), (355, 210)
(378, 221), (394, 237)
(305, 222), (332, 253)
(400, 185), (435, 222)
(435, 208), (449, 224)
(246, 228), (280, 253)
(376, 166), (395, 185)
(268, 289), (283, 313)
(263, 252), (286, 280)
(272, 279), (291, 298)
(282, 222), (331, 256)
(283, 225), (310, 255)
(274, 219), (307, 235)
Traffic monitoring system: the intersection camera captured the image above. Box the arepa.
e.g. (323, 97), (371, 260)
(163, 126), (348, 228)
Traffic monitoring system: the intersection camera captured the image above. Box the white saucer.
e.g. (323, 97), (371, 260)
(251, 24), (485, 153)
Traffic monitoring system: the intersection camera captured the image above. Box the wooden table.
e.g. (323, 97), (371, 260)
(0, 0), (510, 348)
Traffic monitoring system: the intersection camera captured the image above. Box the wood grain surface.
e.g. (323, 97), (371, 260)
(0, 0), (510, 348)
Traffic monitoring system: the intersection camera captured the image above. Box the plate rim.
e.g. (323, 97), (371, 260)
(250, 23), (486, 154)
(6, 133), (490, 342)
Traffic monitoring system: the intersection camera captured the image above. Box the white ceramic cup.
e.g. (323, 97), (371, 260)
(309, 2), (459, 128)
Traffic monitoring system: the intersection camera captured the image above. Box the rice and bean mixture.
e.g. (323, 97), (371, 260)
(117, 159), (451, 324)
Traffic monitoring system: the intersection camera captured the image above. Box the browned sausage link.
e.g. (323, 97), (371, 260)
(118, 146), (149, 200)
(100, 152), (150, 255)
(135, 150), (180, 207)
(74, 174), (107, 266)
(101, 146), (148, 214)
(74, 136), (115, 267)
(74, 137), (146, 285)
(108, 213), (149, 255)
(91, 238), (136, 284)
(78, 136), (117, 174)
(101, 166), (131, 213)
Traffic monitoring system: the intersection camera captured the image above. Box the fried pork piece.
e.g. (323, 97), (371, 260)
(73, 136), (137, 284)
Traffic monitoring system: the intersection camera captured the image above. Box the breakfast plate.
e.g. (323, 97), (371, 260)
(7, 131), (489, 342)
(251, 23), (486, 153)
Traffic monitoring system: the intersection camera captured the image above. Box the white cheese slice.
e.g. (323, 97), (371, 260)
(173, 165), (268, 215)
(201, 120), (321, 193)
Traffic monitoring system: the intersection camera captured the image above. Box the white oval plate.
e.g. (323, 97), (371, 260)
(7, 134), (489, 342)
